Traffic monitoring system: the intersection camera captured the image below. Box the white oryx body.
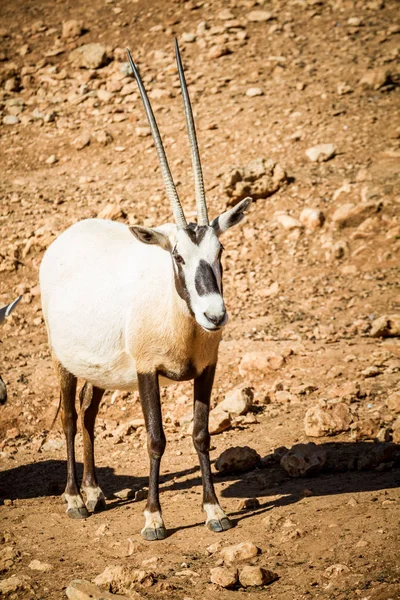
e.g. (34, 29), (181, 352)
(40, 218), (221, 391)
(39, 40), (253, 539)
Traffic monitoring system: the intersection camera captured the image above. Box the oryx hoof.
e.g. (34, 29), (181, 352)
(207, 517), (233, 532)
(67, 506), (90, 519)
(86, 497), (106, 514)
(141, 526), (167, 541)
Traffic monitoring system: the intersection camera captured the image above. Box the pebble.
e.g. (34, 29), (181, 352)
(275, 214), (303, 230)
(299, 208), (325, 230)
(239, 565), (278, 587)
(69, 43), (107, 69)
(324, 564), (351, 578)
(220, 541), (260, 565)
(210, 567), (238, 588)
(216, 386), (254, 416)
(181, 32), (196, 43)
(215, 446), (261, 474)
(246, 87), (264, 97)
(62, 19), (84, 39)
(239, 351), (284, 377)
(247, 10), (273, 22)
(3, 115), (20, 125)
(370, 315), (400, 338)
(29, 559), (53, 571)
(217, 9), (235, 20)
(45, 155), (58, 165)
(72, 132), (91, 150)
(305, 144), (336, 162)
(66, 579), (131, 600)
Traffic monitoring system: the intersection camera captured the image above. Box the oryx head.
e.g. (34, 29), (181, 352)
(127, 41), (252, 332)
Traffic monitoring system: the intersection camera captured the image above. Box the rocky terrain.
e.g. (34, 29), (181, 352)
(0, 0), (399, 599)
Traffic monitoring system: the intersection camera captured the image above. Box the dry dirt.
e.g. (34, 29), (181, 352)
(0, 0), (400, 599)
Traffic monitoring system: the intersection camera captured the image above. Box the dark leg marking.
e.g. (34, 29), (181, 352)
(138, 372), (167, 541)
(193, 365), (232, 532)
(55, 359), (89, 519)
(79, 382), (106, 513)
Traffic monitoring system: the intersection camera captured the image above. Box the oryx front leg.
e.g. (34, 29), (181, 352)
(80, 382), (106, 514)
(55, 360), (89, 520)
(138, 373), (167, 541)
(193, 366), (232, 533)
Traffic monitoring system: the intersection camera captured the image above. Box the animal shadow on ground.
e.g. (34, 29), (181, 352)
(0, 442), (399, 530)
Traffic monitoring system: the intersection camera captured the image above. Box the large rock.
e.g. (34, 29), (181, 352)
(387, 392), (400, 414)
(359, 67), (393, 90)
(239, 351), (284, 378)
(93, 565), (131, 588)
(215, 446), (261, 474)
(351, 418), (381, 441)
(280, 442), (327, 477)
(304, 402), (353, 437)
(220, 541), (260, 565)
(222, 158), (287, 205)
(239, 565), (278, 587)
(69, 43), (108, 69)
(62, 19), (84, 39)
(216, 387), (254, 416)
(210, 567), (238, 588)
(0, 575), (33, 596)
(370, 315), (400, 338)
(66, 580), (133, 600)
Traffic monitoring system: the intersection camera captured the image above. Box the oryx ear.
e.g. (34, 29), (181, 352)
(211, 197), (252, 237)
(129, 226), (172, 251)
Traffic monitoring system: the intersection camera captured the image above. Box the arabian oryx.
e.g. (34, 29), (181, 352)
(0, 295), (22, 405)
(40, 40), (252, 540)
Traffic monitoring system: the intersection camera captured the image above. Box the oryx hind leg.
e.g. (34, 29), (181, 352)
(79, 382), (106, 513)
(54, 359), (89, 519)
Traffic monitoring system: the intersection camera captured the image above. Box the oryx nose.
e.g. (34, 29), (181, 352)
(204, 310), (226, 327)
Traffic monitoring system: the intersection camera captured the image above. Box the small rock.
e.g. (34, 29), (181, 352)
(29, 559), (53, 571)
(62, 19), (84, 39)
(361, 365), (382, 378)
(220, 541), (260, 565)
(208, 408), (232, 435)
(208, 44), (231, 60)
(93, 565), (131, 588)
(305, 144), (336, 162)
(246, 87), (264, 97)
(275, 214), (302, 230)
(236, 498), (260, 511)
(69, 43), (107, 69)
(324, 564), (351, 578)
(97, 203), (125, 221)
(72, 132), (91, 150)
(304, 402), (353, 437)
(0, 575), (33, 596)
(387, 392), (400, 414)
(359, 67), (392, 90)
(3, 115), (20, 125)
(331, 202), (381, 228)
(215, 446), (261, 474)
(217, 9), (235, 20)
(239, 565), (278, 587)
(210, 567), (238, 588)
(45, 155), (58, 165)
(299, 208), (325, 230)
(280, 442), (327, 477)
(93, 129), (113, 146)
(66, 579), (131, 600)
(337, 82), (353, 95)
(239, 351), (284, 377)
(392, 418), (400, 444)
(247, 10), (273, 22)
(351, 418), (380, 441)
(182, 32), (196, 43)
(370, 315), (400, 338)
(135, 126), (151, 138)
(216, 387), (254, 416)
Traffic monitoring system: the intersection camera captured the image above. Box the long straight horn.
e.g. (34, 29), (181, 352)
(126, 49), (187, 229)
(174, 39), (209, 227)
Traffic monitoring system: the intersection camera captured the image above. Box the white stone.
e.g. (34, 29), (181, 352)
(305, 144), (336, 162)
(246, 87), (264, 97)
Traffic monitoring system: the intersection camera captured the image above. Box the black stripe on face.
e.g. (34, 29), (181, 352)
(195, 259), (220, 297)
(185, 225), (208, 246)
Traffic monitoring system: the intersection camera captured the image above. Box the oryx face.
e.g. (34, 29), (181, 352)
(130, 197), (252, 333)
(173, 225), (226, 331)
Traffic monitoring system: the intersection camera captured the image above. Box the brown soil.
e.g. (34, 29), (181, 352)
(0, 0), (399, 599)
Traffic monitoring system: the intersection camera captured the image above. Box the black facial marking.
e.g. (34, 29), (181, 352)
(173, 260), (195, 316)
(195, 259), (220, 297)
(185, 225), (208, 246)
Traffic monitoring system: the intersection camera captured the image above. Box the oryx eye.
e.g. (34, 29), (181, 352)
(174, 253), (185, 265)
